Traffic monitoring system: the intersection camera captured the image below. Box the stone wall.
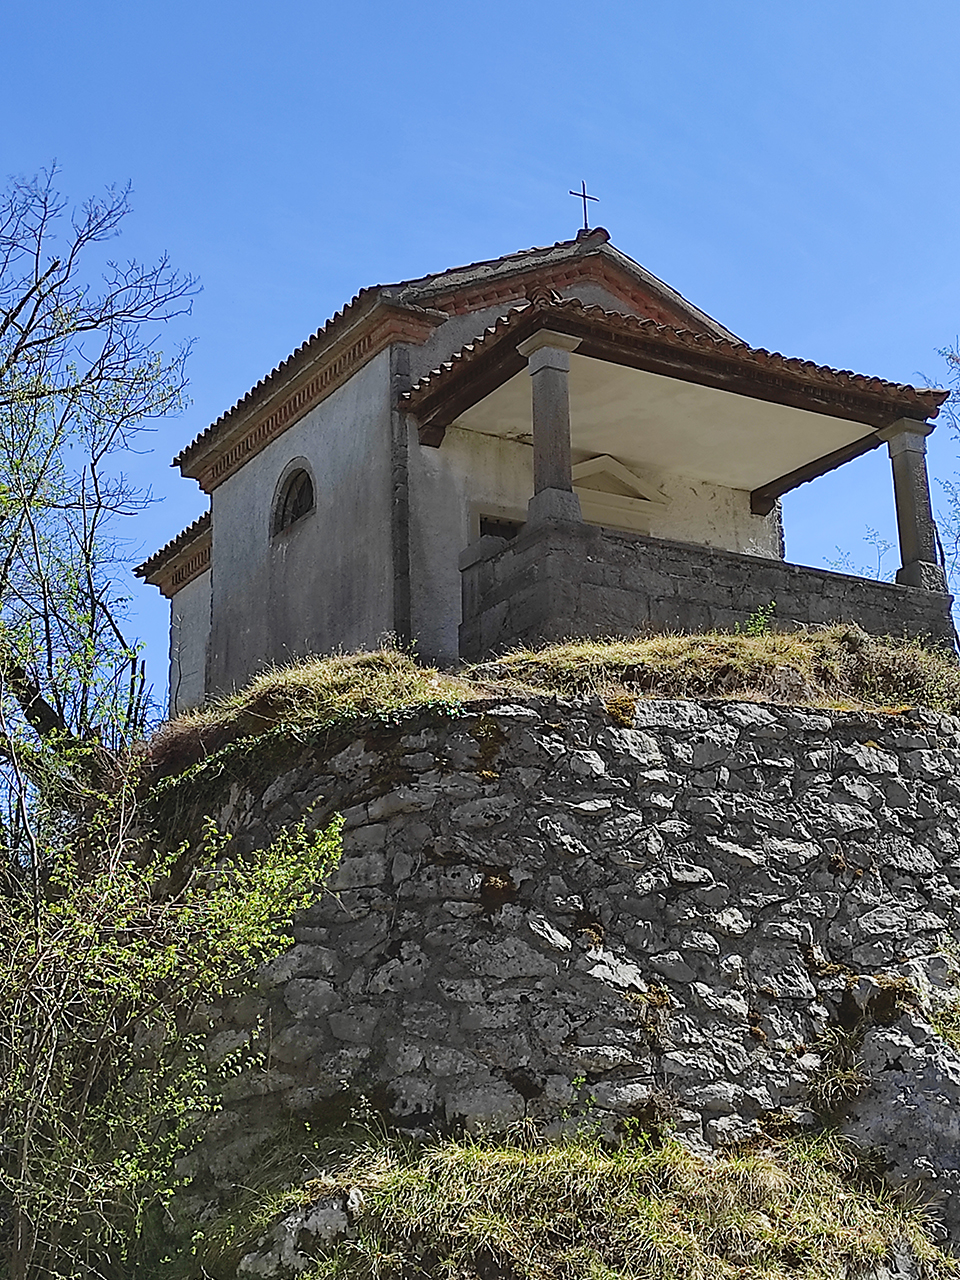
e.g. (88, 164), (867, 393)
(199, 693), (960, 1243)
(459, 519), (955, 658)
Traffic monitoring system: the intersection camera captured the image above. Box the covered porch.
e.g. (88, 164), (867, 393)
(404, 294), (953, 656)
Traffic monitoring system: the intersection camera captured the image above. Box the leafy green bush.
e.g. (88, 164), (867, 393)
(0, 760), (341, 1280)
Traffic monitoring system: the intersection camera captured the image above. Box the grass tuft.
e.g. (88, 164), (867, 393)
(184, 1130), (958, 1279)
(149, 649), (478, 775)
(480, 625), (960, 711)
(150, 627), (960, 778)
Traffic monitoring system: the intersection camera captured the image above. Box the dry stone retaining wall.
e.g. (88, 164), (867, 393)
(199, 694), (960, 1244)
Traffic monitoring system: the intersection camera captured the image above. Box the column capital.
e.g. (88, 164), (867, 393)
(878, 418), (935, 455)
(517, 329), (583, 361)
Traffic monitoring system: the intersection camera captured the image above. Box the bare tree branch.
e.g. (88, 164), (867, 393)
(0, 165), (196, 873)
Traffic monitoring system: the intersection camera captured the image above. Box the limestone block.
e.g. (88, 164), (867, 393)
(649, 950), (697, 983)
(283, 979), (340, 1020)
(446, 1081), (526, 1132)
(465, 935), (558, 980)
(449, 794), (518, 828)
(325, 850), (387, 890)
(328, 1005), (381, 1043)
(190, 692), (960, 1248)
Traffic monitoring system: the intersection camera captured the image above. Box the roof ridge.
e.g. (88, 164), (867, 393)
(386, 233), (602, 296)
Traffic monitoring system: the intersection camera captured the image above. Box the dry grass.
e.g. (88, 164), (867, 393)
(149, 627), (960, 778)
(185, 1130), (957, 1280)
(931, 1002), (960, 1052)
(149, 649), (479, 775)
(481, 625), (960, 711)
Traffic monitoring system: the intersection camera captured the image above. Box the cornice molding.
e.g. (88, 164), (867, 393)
(135, 513), (211, 599)
(164, 538), (211, 599)
(180, 304), (445, 493)
(418, 254), (692, 330)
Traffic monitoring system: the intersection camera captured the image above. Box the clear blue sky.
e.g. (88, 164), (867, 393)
(7, 0), (960, 704)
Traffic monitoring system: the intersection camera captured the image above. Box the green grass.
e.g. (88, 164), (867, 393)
(183, 1130), (957, 1280)
(149, 648), (479, 774)
(150, 627), (960, 778)
(930, 1002), (960, 1052)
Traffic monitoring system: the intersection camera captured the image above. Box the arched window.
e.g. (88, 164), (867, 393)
(273, 467), (315, 534)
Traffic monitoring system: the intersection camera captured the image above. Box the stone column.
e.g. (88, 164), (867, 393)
(878, 418), (948, 591)
(516, 330), (583, 523)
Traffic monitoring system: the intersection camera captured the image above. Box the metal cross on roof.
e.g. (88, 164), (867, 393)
(569, 180), (599, 231)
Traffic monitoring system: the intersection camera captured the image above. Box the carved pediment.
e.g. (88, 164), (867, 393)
(573, 456), (666, 503)
(572, 455), (666, 533)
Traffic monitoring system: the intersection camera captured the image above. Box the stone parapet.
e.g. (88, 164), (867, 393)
(459, 521), (955, 660)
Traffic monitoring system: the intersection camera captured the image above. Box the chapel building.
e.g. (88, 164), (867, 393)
(136, 229), (953, 713)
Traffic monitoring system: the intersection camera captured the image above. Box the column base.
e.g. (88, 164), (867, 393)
(896, 560), (949, 592)
(526, 488), (583, 525)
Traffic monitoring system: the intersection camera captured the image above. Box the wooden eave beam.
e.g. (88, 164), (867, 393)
(572, 329), (914, 428)
(410, 308), (944, 451)
(416, 348), (527, 445)
(749, 433), (884, 515)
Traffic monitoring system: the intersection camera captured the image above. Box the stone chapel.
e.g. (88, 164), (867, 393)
(136, 228), (953, 713)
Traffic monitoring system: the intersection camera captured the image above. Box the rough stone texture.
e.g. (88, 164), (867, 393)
(237, 1189), (363, 1276)
(201, 696), (960, 1244)
(459, 519), (955, 658)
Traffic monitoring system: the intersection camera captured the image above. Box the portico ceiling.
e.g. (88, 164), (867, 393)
(404, 296), (948, 514)
(455, 355), (871, 494)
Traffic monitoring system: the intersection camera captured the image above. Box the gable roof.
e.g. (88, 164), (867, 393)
(173, 229), (741, 492)
(381, 228), (740, 339)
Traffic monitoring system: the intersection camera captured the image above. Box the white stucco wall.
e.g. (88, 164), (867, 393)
(616, 469), (781, 556)
(408, 427), (534, 663)
(206, 352), (394, 695)
(168, 570), (211, 715)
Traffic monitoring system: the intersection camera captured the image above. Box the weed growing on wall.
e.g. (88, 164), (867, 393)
(734, 600), (777, 636)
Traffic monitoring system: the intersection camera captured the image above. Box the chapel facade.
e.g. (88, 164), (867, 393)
(136, 229), (953, 713)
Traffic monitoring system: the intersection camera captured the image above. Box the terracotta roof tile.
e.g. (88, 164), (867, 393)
(135, 510), (210, 580)
(173, 232), (739, 477)
(172, 289), (382, 471)
(403, 296), (948, 424)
